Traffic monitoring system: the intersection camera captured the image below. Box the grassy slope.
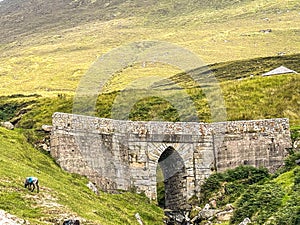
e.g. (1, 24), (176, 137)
(3, 54), (298, 131)
(0, 0), (299, 96)
(0, 127), (164, 224)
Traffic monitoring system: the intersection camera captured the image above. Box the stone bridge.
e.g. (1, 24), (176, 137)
(50, 112), (291, 210)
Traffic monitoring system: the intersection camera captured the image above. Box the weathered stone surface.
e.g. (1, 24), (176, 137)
(50, 112), (292, 210)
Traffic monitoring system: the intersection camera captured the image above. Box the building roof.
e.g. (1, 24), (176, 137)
(262, 66), (298, 76)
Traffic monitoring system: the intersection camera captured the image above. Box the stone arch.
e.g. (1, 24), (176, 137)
(157, 146), (187, 210)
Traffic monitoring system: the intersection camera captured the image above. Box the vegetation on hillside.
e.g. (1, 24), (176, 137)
(0, 54), (298, 128)
(0, 127), (164, 224)
(197, 152), (300, 224)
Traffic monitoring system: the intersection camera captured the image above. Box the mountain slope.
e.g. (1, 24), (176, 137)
(0, 0), (299, 96)
(0, 127), (164, 224)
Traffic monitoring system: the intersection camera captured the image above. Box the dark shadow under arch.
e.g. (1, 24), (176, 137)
(157, 146), (186, 210)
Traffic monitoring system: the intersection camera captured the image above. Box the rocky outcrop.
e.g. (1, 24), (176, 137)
(0, 210), (29, 225)
(164, 203), (234, 224)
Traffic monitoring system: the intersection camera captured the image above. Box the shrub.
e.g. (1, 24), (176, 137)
(199, 166), (270, 206)
(223, 165), (269, 184)
(230, 182), (284, 224)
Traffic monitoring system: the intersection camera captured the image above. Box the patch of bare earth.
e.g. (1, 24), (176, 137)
(24, 187), (89, 224)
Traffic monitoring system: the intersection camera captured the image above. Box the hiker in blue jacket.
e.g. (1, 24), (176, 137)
(24, 177), (39, 193)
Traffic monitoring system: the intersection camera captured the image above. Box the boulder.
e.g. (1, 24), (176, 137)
(42, 124), (52, 132)
(164, 210), (187, 225)
(216, 210), (233, 221)
(225, 204), (234, 211)
(197, 204), (220, 220)
(209, 199), (217, 208)
(201, 203), (209, 211)
(39, 143), (50, 152)
(238, 217), (251, 225)
(63, 219), (80, 225)
(0, 121), (14, 130)
(135, 213), (144, 225)
(198, 209), (219, 220)
(86, 181), (99, 195)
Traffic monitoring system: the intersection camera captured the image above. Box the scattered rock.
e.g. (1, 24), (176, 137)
(164, 202), (236, 225)
(135, 213), (144, 225)
(198, 207), (220, 220)
(39, 143), (49, 152)
(260, 29), (272, 33)
(239, 217), (251, 225)
(209, 199), (217, 209)
(24, 191), (85, 224)
(203, 204), (210, 210)
(225, 204), (234, 211)
(164, 210), (188, 225)
(0, 210), (29, 224)
(42, 124), (52, 132)
(0, 121), (14, 130)
(63, 219), (80, 225)
(86, 181), (99, 195)
(277, 51), (286, 56)
(216, 210), (233, 221)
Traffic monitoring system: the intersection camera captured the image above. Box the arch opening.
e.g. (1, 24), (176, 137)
(156, 146), (186, 210)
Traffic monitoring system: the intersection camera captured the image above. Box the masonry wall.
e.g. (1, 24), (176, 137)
(215, 119), (291, 173)
(50, 112), (291, 210)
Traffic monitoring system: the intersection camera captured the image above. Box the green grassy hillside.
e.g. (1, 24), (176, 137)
(0, 0), (299, 96)
(6, 54), (297, 129)
(197, 154), (300, 225)
(0, 127), (164, 224)
(0, 54), (298, 134)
